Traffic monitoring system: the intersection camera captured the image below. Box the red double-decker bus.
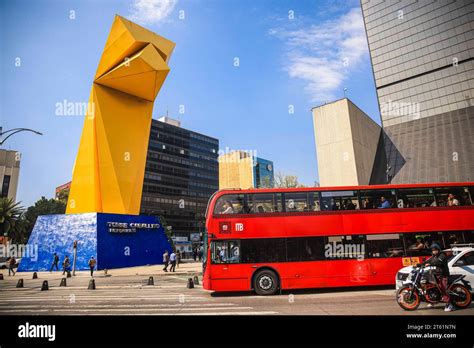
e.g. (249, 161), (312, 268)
(202, 182), (474, 295)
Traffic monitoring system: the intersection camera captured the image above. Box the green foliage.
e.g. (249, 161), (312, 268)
(1, 196), (66, 244)
(0, 197), (24, 238)
(56, 188), (70, 205)
(158, 215), (175, 249)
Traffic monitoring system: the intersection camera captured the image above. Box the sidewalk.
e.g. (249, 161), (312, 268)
(5, 261), (202, 279)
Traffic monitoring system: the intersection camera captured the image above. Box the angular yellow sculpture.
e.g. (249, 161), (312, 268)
(66, 15), (175, 215)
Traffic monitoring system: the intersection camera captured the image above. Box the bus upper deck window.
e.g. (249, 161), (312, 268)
(214, 194), (244, 215)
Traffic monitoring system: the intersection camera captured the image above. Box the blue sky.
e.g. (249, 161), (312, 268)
(0, 0), (380, 207)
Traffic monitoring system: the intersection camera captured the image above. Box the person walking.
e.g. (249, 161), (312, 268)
(88, 256), (97, 277)
(198, 247), (203, 262)
(8, 256), (16, 276)
(50, 253), (59, 272)
(169, 251), (177, 272)
(62, 255), (71, 275)
(176, 249), (181, 269)
(192, 248), (197, 261)
(162, 250), (169, 272)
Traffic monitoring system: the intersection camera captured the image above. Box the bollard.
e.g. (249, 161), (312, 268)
(32, 272), (38, 279)
(67, 271), (72, 278)
(16, 279), (24, 288)
(193, 275), (199, 285)
(60, 278), (67, 287)
(0, 273), (4, 280)
(187, 278), (194, 289)
(147, 276), (154, 286)
(41, 280), (49, 291)
(88, 279), (96, 290)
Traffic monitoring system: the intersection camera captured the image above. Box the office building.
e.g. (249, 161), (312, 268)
(0, 149), (20, 202)
(219, 150), (274, 189)
(140, 117), (219, 243)
(361, 0), (474, 183)
(312, 98), (381, 187)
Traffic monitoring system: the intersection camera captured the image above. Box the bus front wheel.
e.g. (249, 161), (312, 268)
(253, 269), (279, 295)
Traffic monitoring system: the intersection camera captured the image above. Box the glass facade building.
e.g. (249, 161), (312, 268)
(140, 118), (219, 240)
(361, 0), (474, 183)
(253, 157), (274, 188)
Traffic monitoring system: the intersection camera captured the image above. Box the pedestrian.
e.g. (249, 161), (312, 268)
(62, 255), (71, 275)
(162, 250), (169, 272)
(88, 256), (96, 277)
(198, 247), (203, 262)
(176, 249), (181, 268)
(8, 256), (16, 276)
(169, 250), (177, 272)
(192, 248), (197, 261)
(50, 253), (59, 272)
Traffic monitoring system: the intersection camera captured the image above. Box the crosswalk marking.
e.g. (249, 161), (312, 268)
(0, 276), (278, 315)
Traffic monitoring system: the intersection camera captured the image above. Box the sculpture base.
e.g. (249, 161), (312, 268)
(18, 213), (172, 272)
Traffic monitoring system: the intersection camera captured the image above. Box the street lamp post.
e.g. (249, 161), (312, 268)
(0, 127), (43, 146)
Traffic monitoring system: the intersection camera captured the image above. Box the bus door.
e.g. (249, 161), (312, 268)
(209, 239), (250, 291)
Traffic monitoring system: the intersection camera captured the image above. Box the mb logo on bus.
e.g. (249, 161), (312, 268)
(235, 223), (244, 232)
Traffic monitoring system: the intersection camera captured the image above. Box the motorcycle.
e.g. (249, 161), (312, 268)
(396, 265), (472, 311)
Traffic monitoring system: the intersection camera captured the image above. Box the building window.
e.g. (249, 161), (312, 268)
(1, 175), (11, 197)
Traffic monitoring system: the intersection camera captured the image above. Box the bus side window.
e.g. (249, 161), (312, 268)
(320, 191), (359, 211)
(249, 193), (280, 214)
(434, 187), (467, 207)
(360, 189), (395, 209)
(213, 194), (245, 215)
(284, 192), (309, 212)
(396, 188), (435, 208)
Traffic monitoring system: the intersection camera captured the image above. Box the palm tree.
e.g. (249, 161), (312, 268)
(0, 197), (24, 238)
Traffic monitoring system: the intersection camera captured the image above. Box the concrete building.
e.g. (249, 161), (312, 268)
(140, 117), (219, 245)
(361, 0), (474, 183)
(219, 150), (274, 189)
(0, 149), (20, 202)
(312, 98), (381, 187)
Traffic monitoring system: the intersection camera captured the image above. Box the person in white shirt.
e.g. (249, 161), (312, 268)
(447, 193), (459, 206)
(169, 251), (177, 272)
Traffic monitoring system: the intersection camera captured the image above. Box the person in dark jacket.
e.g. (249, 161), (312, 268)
(50, 253), (59, 272)
(419, 243), (454, 312)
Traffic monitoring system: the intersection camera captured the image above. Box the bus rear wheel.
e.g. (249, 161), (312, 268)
(253, 269), (278, 295)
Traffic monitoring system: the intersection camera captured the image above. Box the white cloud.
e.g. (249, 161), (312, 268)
(270, 8), (369, 103)
(129, 0), (178, 25)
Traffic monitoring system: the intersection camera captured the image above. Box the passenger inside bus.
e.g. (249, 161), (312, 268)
(342, 199), (356, 210)
(220, 201), (235, 214)
(447, 193), (460, 206)
(378, 196), (391, 209)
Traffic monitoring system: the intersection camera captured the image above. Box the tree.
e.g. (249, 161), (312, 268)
(157, 215), (174, 249)
(274, 172), (306, 188)
(0, 197), (24, 238)
(21, 197), (66, 243)
(56, 188), (69, 205)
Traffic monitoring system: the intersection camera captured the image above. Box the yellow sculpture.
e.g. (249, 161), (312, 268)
(66, 15), (175, 215)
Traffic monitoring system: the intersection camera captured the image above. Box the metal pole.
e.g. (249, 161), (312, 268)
(72, 240), (77, 276)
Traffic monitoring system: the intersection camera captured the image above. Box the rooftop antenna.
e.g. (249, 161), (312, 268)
(343, 87), (348, 98)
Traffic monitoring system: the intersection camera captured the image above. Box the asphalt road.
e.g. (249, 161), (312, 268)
(1, 272), (473, 315)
